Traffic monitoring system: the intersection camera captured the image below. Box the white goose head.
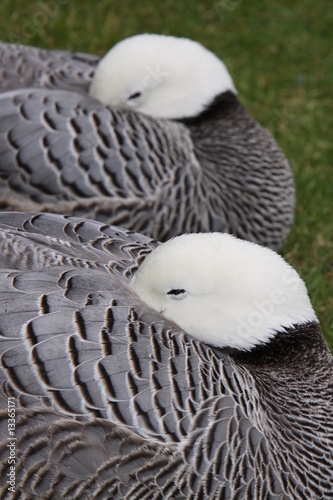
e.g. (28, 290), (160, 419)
(89, 34), (236, 120)
(131, 233), (317, 350)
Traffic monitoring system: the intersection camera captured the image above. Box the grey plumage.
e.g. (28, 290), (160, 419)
(0, 41), (98, 93)
(0, 212), (332, 499)
(0, 40), (295, 249)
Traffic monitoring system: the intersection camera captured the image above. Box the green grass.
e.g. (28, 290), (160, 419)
(1, 0), (332, 349)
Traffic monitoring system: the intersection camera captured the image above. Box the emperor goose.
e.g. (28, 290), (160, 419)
(0, 212), (332, 499)
(0, 34), (294, 249)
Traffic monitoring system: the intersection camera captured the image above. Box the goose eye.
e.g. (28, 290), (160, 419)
(128, 91), (142, 100)
(167, 288), (186, 300)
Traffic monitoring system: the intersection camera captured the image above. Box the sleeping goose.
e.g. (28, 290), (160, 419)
(0, 212), (332, 499)
(0, 34), (294, 249)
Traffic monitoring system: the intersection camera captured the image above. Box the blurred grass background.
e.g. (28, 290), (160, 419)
(0, 0), (332, 349)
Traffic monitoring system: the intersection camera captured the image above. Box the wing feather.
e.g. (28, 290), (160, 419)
(0, 41), (99, 93)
